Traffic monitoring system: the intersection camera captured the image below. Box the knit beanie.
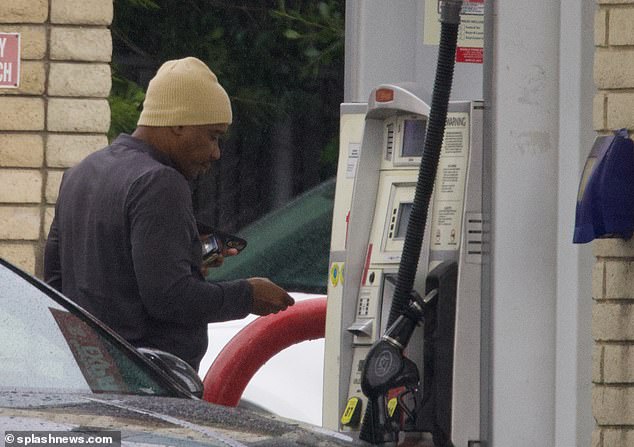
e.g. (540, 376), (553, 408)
(138, 57), (232, 126)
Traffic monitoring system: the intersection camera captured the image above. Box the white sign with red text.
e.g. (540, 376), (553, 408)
(423, 0), (484, 64)
(0, 33), (20, 88)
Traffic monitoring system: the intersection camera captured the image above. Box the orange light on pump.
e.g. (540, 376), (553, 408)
(375, 88), (394, 103)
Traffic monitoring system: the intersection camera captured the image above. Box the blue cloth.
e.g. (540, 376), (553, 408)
(574, 129), (634, 244)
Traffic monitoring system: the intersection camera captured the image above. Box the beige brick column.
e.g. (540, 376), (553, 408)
(593, 1), (634, 445)
(0, 0), (112, 275)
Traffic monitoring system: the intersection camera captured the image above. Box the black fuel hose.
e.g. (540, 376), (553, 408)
(359, 1), (463, 444)
(388, 3), (461, 330)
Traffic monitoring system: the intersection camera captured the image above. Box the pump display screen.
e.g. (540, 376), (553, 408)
(401, 119), (426, 157)
(395, 202), (413, 238)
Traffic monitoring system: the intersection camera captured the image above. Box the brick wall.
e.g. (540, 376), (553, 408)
(593, 1), (634, 445)
(0, 0), (112, 275)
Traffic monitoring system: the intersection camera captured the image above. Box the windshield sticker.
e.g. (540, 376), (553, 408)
(49, 308), (127, 393)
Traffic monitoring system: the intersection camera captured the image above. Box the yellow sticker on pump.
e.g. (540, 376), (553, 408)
(330, 263), (341, 287)
(387, 397), (398, 417)
(341, 396), (360, 425)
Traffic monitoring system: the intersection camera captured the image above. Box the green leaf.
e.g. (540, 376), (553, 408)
(304, 47), (320, 58)
(210, 27), (224, 39)
(318, 2), (330, 18)
(284, 29), (301, 39)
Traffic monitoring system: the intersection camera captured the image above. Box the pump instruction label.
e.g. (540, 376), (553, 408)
(429, 112), (470, 254)
(423, 0), (484, 64)
(346, 142), (361, 179)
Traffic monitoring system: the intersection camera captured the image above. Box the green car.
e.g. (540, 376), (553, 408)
(207, 178), (335, 294)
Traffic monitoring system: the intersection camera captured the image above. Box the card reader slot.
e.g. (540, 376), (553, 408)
(347, 319), (374, 338)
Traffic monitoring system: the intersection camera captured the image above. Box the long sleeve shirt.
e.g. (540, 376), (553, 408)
(45, 134), (252, 369)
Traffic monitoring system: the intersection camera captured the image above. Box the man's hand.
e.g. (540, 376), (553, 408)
(200, 247), (239, 277)
(247, 277), (295, 316)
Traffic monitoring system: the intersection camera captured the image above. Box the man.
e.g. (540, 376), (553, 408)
(44, 57), (294, 370)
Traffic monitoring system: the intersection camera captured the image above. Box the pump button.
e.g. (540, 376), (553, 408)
(341, 397), (362, 427)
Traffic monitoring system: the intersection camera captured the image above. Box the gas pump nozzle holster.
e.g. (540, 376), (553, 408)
(359, 261), (458, 446)
(359, 289), (436, 444)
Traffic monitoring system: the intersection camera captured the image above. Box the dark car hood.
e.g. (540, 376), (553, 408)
(0, 391), (357, 446)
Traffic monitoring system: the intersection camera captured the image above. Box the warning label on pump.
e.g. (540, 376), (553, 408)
(456, 47), (483, 64)
(423, 0), (484, 64)
(429, 112), (470, 253)
(0, 33), (20, 88)
(346, 142), (361, 179)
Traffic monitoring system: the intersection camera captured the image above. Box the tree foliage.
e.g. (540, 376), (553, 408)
(111, 0), (343, 137)
(107, 73), (145, 141)
(110, 0), (345, 228)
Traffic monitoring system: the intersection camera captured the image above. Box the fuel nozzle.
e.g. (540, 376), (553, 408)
(359, 288), (438, 444)
(382, 288), (438, 351)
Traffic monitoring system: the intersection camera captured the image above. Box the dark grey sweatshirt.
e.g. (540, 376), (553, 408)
(45, 134), (253, 369)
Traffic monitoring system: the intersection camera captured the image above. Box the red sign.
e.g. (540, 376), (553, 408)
(0, 33), (20, 88)
(456, 47), (483, 64)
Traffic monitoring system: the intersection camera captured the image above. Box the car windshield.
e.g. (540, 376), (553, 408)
(0, 261), (178, 397)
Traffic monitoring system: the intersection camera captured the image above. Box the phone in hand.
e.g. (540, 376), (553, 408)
(197, 223), (247, 264)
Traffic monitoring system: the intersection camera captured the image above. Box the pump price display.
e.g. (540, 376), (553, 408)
(0, 33), (20, 88)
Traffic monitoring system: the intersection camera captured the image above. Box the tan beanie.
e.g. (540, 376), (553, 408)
(138, 57), (232, 126)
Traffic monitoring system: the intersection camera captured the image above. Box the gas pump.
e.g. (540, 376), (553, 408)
(322, 85), (486, 446)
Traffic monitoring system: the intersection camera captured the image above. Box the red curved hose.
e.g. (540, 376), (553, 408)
(202, 296), (327, 406)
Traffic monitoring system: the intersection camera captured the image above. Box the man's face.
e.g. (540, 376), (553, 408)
(169, 123), (229, 180)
